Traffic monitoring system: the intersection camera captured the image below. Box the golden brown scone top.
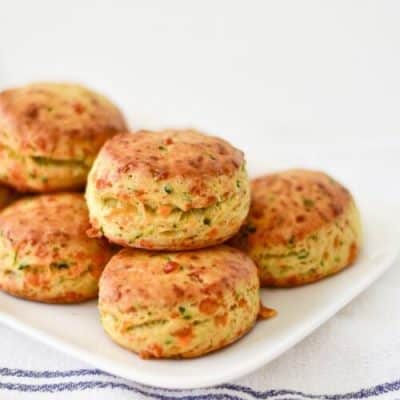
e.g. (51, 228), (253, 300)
(98, 130), (245, 181)
(0, 193), (107, 257)
(100, 246), (257, 312)
(0, 83), (127, 160)
(244, 169), (353, 247)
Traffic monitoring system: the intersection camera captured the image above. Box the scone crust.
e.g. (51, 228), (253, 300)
(99, 130), (244, 181)
(231, 169), (362, 287)
(0, 193), (114, 303)
(0, 83), (127, 191)
(99, 245), (260, 358)
(86, 130), (250, 250)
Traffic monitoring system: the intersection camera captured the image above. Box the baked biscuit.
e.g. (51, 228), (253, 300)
(0, 193), (115, 303)
(86, 130), (250, 250)
(231, 169), (362, 287)
(99, 245), (260, 358)
(0, 82), (127, 192)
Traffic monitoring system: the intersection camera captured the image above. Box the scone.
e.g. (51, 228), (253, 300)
(98, 245), (260, 358)
(86, 130), (250, 250)
(231, 169), (362, 287)
(0, 193), (115, 303)
(0, 82), (127, 192)
(0, 185), (16, 210)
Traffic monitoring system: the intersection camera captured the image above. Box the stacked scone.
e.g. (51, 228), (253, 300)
(0, 80), (363, 360)
(0, 82), (126, 303)
(86, 130), (262, 358)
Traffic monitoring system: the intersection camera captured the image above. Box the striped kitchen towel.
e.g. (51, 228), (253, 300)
(2, 367), (400, 400)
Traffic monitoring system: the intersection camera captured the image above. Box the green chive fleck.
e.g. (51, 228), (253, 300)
(164, 184), (173, 194)
(18, 263), (30, 270)
(303, 198), (315, 208)
(297, 249), (310, 260)
(203, 217), (211, 226)
(178, 306), (191, 319)
(51, 261), (70, 269)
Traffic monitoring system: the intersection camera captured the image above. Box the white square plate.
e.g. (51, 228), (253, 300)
(0, 169), (398, 389)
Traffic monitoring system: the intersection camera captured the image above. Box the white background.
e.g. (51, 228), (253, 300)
(0, 1), (400, 396)
(1, 0), (399, 201)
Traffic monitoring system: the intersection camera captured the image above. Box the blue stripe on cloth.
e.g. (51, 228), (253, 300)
(0, 368), (110, 378)
(219, 382), (400, 400)
(0, 368), (400, 399)
(0, 381), (244, 400)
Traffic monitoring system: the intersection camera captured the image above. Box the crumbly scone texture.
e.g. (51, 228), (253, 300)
(99, 245), (260, 358)
(0, 193), (115, 303)
(0, 82), (127, 191)
(86, 130), (250, 250)
(230, 169), (362, 287)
